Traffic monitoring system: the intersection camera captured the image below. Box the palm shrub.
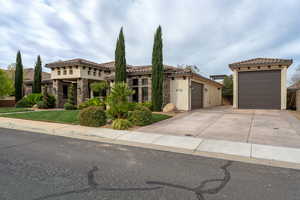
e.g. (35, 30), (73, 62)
(106, 82), (134, 119)
(129, 105), (152, 126)
(79, 106), (107, 127)
(112, 118), (132, 130)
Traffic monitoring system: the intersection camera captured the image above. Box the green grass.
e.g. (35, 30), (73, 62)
(0, 107), (31, 113)
(1, 110), (171, 126)
(151, 113), (172, 123)
(1, 110), (80, 124)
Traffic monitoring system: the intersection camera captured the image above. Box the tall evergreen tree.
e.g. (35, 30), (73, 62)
(15, 51), (23, 102)
(115, 27), (127, 83)
(151, 26), (164, 111)
(33, 55), (42, 93)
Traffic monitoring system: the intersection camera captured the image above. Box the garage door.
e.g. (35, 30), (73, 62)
(238, 70), (281, 109)
(191, 81), (203, 109)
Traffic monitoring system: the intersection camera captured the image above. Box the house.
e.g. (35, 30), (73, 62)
(41, 58), (223, 110)
(229, 58), (293, 109)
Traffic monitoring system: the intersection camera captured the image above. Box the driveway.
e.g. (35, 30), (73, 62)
(137, 106), (300, 148)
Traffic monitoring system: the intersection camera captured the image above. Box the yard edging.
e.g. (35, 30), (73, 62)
(1, 117), (300, 170)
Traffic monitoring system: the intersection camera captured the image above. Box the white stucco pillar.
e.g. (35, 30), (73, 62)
(233, 69), (238, 108)
(281, 67), (287, 110)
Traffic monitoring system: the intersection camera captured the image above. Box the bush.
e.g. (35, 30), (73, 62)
(64, 102), (77, 110)
(79, 106), (107, 127)
(47, 95), (56, 108)
(112, 118), (132, 130)
(15, 93), (43, 108)
(78, 98), (105, 110)
(129, 106), (152, 126)
(37, 101), (47, 109)
(128, 102), (138, 111)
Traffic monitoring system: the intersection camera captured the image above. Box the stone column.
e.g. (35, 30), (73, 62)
(163, 77), (171, 106)
(77, 78), (89, 105)
(53, 79), (63, 108)
(138, 78), (142, 103)
(297, 89), (300, 112)
(148, 77), (152, 102)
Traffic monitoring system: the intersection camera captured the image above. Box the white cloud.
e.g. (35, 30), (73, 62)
(0, 0), (299, 81)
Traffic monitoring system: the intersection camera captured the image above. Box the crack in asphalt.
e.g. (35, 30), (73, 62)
(33, 161), (232, 200)
(147, 161), (232, 200)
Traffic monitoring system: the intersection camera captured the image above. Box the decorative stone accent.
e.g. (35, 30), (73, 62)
(52, 79), (64, 108)
(163, 103), (176, 112)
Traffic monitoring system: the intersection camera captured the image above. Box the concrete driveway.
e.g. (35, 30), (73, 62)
(137, 106), (300, 148)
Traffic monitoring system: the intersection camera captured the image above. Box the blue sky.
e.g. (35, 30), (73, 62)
(0, 0), (299, 82)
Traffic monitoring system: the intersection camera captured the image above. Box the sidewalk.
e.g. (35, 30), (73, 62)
(1, 117), (300, 169)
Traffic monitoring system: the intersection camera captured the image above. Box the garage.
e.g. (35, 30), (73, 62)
(229, 58), (293, 110)
(191, 81), (203, 109)
(238, 70), (281, 109)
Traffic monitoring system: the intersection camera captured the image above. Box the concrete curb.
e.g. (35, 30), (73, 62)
(1, 117), (300, 169)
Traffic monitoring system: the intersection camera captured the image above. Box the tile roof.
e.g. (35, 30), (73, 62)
(46, 58), (111, 70)
(229, 58), (293, 70)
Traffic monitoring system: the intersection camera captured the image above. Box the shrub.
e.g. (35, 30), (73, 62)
(16, 98), (32, 108)
(47, 95), (56, 108)
(79, 106), (107, 127)
(128, 102), (138, 111)
(112, 118), (132, 130)
(15, 93), (43, 108)
(64, 102), (77, 110)
(37, 100), (47, 109)
(78, 98), (105, 110)
(106, 83), (134, 119)
(129, 106), (152, 126)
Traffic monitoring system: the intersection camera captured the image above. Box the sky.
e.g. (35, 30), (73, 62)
(0, 0), (300, 82)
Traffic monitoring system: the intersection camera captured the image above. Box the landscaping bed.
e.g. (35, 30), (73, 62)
(0, 110), (172, 126)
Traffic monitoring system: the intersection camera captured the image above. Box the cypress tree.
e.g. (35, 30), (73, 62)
(151, 26), (164, 111)
(15, 51), (23, 102)
(115, 27), (127, 83)
(33, 55), (42, 93)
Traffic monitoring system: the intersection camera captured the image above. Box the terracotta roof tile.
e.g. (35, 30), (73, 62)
(229, 57), (293, 70)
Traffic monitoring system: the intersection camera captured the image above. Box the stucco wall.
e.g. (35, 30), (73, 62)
(191, 78), (222, 108)
(51, 66), (113, 81)
(170, 77), (189, 111)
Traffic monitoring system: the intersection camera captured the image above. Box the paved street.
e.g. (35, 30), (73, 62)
(138, 106), (300, 148)
(0, 128), (300, 200)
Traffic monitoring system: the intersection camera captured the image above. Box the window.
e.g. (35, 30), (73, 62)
(93, 71), (96, 76)
(98, 71), (101, 76)
(63, 85), (68, 98)
(63, 70), (67, 75)
(142, 78), (148, 85)
(132, 79), (139, 86)
(69, 69), (73, 75)
(57, 70), (61, 75)
(88, 71), (91, 75)
(142, 87), (148, 102)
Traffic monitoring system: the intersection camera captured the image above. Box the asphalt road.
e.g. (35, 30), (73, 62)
(0, 128), (300, 200)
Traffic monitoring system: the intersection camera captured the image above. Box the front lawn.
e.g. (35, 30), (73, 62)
(1, 110), (171, 126)
(1, 110), (80, 124)
(0, 107), (31, 113)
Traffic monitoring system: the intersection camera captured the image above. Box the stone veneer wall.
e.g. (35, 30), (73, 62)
(77, 78), (89, 105)
(53, 79), (64, 108)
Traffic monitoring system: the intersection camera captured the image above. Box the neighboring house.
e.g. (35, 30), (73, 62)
(229, 58), (293, 109)
(23, 68), (52, 95)
(43, 58), (223, 110)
